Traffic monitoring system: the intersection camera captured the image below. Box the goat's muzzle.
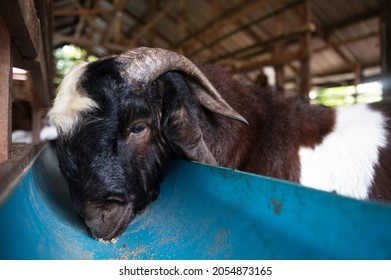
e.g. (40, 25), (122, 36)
(81, 202), (134, 240)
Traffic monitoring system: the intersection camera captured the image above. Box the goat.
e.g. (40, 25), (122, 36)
(48, 47), (391, 240)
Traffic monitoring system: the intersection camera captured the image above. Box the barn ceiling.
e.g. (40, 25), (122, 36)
(52, 0), (384, 92)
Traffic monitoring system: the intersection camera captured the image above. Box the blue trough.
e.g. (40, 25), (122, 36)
(0, 144), (391, 259)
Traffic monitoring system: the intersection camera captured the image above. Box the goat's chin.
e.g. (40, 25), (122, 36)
(85, 203), (135, 241)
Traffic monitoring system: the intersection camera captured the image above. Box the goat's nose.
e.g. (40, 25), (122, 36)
(85, 215), (104, 231)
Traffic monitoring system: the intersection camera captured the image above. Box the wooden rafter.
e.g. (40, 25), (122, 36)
(208, 22), (315, 64)
(50, 0), (383, 88)
(176, 0), (271, 48)
(123, 8), (173, 47)
(54, 33), (127, 53)
(231, 30), (379, 75)
(188, 0), (303, 58)
(54, 8), (115, 17)
(129, 0), (176, 46)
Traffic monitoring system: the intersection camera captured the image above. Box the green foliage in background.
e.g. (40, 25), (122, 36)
(309, 82), (383, 107)
(53, 45), (97, 84)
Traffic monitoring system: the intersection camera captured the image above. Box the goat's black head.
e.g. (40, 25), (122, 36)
(48, 47), (247, 240)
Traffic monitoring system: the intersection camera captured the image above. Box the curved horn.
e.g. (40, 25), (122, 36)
(118, 47), (248, 125)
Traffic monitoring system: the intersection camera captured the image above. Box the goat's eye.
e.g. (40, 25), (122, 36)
(130, 123), (146, 134)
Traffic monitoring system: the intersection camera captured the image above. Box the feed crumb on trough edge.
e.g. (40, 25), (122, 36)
(97, 238), (118, 244)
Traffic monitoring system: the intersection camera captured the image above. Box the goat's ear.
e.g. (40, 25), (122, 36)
(162, 107), (217, 165)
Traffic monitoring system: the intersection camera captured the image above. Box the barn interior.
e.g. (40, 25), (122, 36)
(1, 0), (391, 260)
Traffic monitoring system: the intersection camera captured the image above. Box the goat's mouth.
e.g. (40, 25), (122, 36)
(84, 203), (134, 241)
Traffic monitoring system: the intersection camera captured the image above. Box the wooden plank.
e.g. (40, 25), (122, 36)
(0, 18), (12, 164)
(25, 36), (51, 109)
(1, 0), (52, 108)
(0, 0), (40, 58)
(34, 0), (54, 103)
(0, 143), (46, 204)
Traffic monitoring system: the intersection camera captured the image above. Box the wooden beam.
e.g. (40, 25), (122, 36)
(324, 8), (381, 34)
(315, 31), (379, 53)
(381, 0), (391, 99)
(208, 22), (315, 63)
(210, 0), (221, 57)
(1, 0), (52, 108)
(24, 77), (42, 144)
(353, 63), (362, 103)
(54, 34), (128, 53)
(284, 62), (380, 85)
(0, 0), (40, 58)
(0, 18), (12, 163)
(188, 0), (303, 57)
(299, 0), (312, 100)
(177, 0), (270, 48)
(148, 0), (157, 46)
(54, 8), (115, 17)
(123, 9), (174, 47)
(230, 30), (377, 75)
(113, 0), (126, 44)
(240, 17), (379, 65)
(230, 50), (301, 74)
(318, 31), (355, 67)
(34, 0), (53, 99)
(129, 0), (176, 46)
(274, 11), (284, 91)
(177, 0), (187, 54)
(25, 50), (51, 108)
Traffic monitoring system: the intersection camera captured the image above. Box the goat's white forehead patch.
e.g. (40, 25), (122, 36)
(48, 62), (98, 133)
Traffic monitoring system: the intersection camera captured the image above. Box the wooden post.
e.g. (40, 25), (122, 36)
(0, 18), (12, 163)
(274, 12), (284, 91)
(381, 0), (391, 100)
(31, 105), (42, 144)
(25, 77), (42, 144)
(299, 0), (312, 100)
(354, 63), (362, 103)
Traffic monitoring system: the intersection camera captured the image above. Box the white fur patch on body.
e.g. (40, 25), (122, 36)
(48, 62), (98, 133)
(299, 104), (388, 199)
